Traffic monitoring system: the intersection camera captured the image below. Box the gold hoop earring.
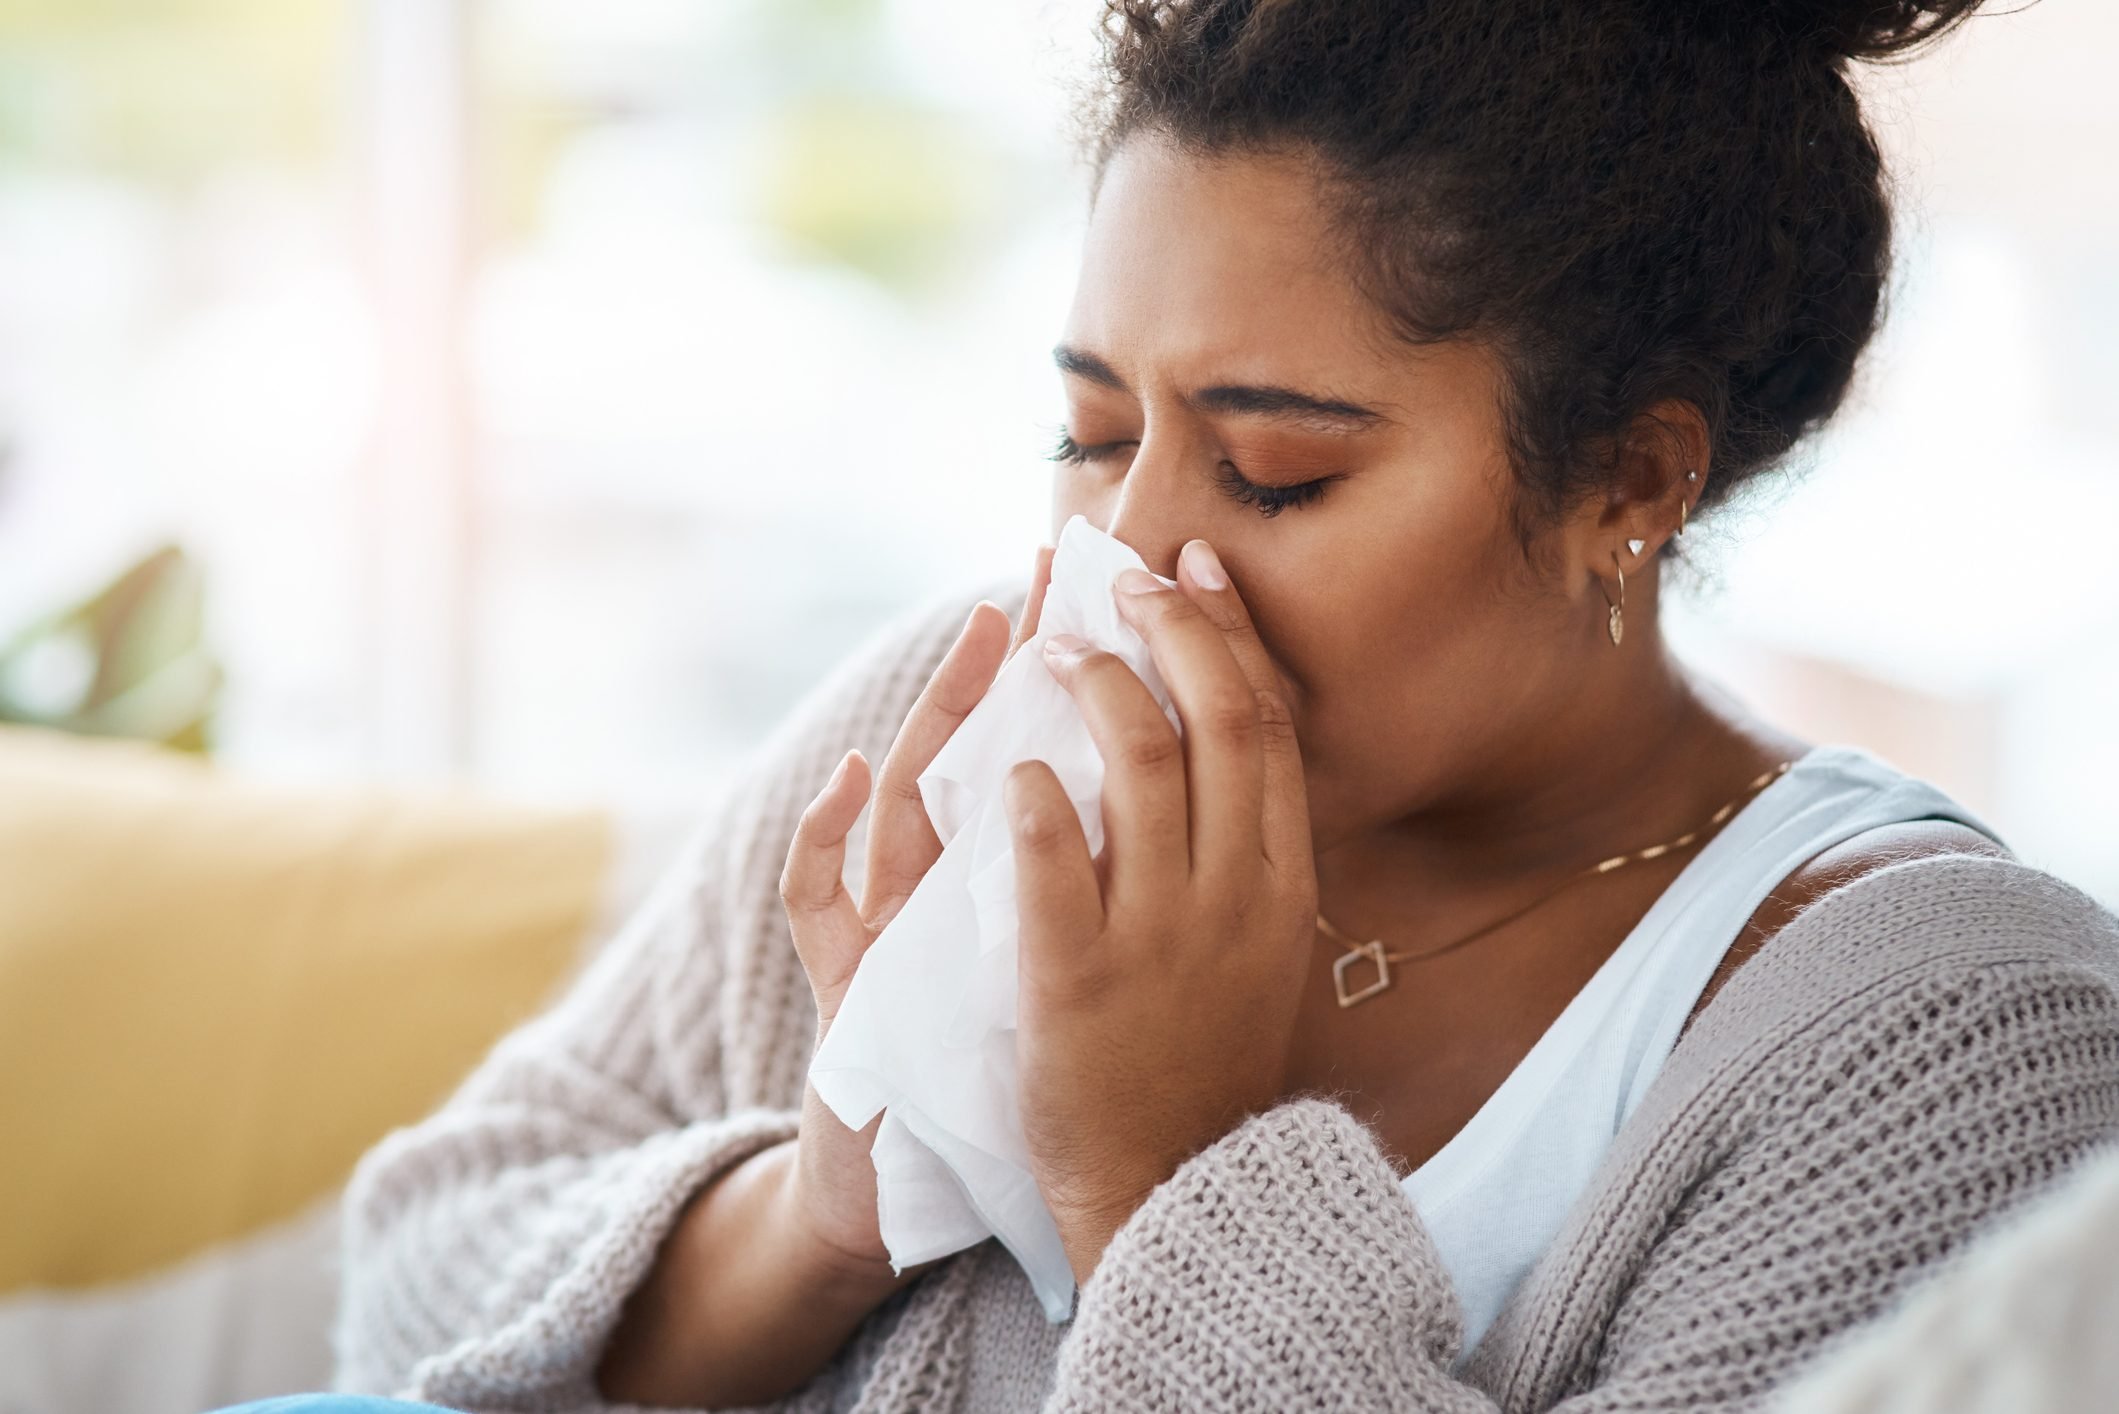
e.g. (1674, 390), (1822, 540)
(1600, 550), (1626, 646)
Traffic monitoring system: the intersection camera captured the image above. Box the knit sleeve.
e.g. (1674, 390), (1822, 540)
(1046, 1095), (1486, 1413)
(1768, 1137), (2119, 1414)
(1045, 857), (2119, 1413)
(330, 584), (1006, 1411)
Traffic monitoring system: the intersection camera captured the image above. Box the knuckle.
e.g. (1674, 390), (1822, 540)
(1116, 726), (1182, 773)
(1204, 690), (1261, 744)
(873, 760), (925, 810)
(929, 691), (977, 730)
(780, 849), (836, 914)
(1252, 686), (1297, 740)
(1026, 944), (1116, 1007)
(1133, 589), (1192, 627)
(1061, 965), (1117, 1011)
(920, 658), (982, 713)
(1061, 646), (1113, 677)
(1010, 799), (1071, 850)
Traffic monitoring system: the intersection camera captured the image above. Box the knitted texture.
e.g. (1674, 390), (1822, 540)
(1772, 1135), (2119, 1411)
(333, 579), (2119, 1413)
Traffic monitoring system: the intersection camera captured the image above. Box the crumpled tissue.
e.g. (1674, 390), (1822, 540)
(807, 513), (1181, 1322)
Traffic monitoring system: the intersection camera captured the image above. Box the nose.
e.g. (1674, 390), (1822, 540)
(1100, 439), (1196, 581)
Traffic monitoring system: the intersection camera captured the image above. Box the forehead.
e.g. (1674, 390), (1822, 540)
(1065, 135), (1398, 383)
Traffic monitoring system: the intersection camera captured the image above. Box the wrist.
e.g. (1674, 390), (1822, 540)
(1053, 1176), (1166, 1286)
(1050, 1140), (1212, 1285)
(772, 1144), (932, 1306)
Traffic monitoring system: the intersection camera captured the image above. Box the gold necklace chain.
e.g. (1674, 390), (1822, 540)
(1318, 761), (1794, 1009)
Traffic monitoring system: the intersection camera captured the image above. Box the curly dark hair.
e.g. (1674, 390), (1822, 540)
(1079, 0), (2008, 545)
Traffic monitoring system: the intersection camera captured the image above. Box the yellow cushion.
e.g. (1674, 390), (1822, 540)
(0, 725), (612, 1292)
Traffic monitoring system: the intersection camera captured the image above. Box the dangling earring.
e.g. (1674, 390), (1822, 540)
(1601, 550), (1626, 646)
(1679, 470), (1697, 537)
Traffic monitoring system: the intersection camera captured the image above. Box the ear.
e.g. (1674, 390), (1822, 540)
(1550, 398), (1711, 601)
(1599, 398), (1710, 565)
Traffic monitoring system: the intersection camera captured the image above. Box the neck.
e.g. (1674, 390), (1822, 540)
(1314, 625), (1782, 944)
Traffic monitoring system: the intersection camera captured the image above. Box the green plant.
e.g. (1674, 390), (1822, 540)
(0, 544), (223, 753)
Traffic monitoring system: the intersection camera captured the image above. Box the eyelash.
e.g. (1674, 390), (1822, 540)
(1044, 430), (1341, 518)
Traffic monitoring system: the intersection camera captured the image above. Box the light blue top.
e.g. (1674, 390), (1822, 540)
(1400, 745), (2002, 1357)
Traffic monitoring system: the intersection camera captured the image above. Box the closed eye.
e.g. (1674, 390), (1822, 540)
(1046, 430), (1134, 466)
(1046, 429), (1341, 518)
(1210, 462), (1341, 517)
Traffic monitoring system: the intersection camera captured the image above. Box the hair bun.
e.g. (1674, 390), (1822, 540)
(1765, 0), (1997, 62)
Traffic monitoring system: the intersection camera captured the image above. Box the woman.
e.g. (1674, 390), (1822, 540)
(322, 0), (2119, 1410)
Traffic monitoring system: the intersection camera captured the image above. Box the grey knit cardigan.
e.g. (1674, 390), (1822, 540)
(333, 581), (2119, 1413)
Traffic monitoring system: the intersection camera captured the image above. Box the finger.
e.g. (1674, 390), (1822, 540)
(780, 749), (875, 1016)
(1040, 632), (1190, 913)
(1004, 758), (1105, 993)
(1005, 542), (1055, 665)
(1175, 539), (1312, 874)
(1109, 568), (1264, 881)
(865, 601), (1011, 925)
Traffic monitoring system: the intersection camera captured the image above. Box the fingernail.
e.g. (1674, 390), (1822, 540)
(1182, 540), (1227, 591)
(826, 750), (852, 789)
(1042, 632), (1088, 659)
(1114, 567), (1162, 596)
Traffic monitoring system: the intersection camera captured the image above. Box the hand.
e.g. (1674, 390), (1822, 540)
(777, 543), (1053, 1282)
(1005, 538), (1317, 1284)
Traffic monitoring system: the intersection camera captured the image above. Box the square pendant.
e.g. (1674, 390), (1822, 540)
(1332, 940), (1392, 1008)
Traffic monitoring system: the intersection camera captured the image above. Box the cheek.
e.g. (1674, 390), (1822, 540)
(1285, 508), (1507, 682)
(1235, 554), (1429, 748)
(1250, 514), (1552, 781)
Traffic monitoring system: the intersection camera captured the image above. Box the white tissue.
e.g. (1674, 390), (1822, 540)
(807, 513), (1181, 1322)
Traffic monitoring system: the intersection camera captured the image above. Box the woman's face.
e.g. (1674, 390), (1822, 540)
(1052, 134), (1616, 846)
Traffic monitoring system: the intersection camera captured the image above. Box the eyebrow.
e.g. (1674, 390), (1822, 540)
(1052, 344), (1390, 429)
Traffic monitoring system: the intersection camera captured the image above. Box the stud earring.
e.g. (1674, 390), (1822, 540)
(1601, 550), (1626, 646)
(1679, 470), (1697, 537)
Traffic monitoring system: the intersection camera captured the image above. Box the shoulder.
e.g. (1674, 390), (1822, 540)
(1639, 848), (2119, 1256)
(1688, 821), (2012, 1023)
(1569, 848), (2119, 1410)
(1768, 832), (2118, 978)
(1686, 841), (2119, 1061)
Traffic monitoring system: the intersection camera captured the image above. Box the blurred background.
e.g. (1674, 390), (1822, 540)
(0, 0), (2113, 881)
(0, 0), (1085, 813)
(0, 1), (2113, 1409)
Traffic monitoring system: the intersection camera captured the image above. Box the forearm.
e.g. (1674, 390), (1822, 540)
(596, 1137), (926, 1409)
(1051, 1097), (1468, 1414)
